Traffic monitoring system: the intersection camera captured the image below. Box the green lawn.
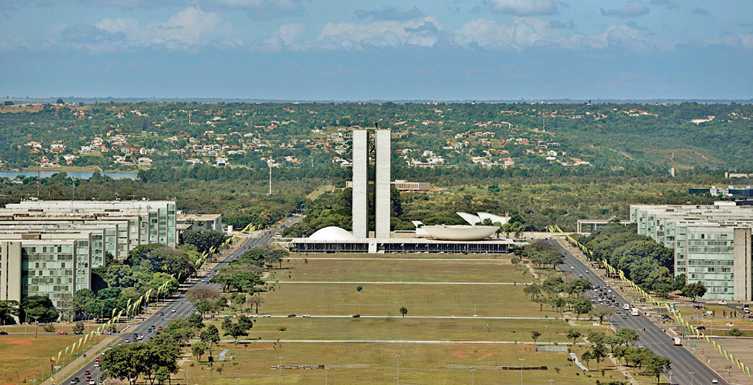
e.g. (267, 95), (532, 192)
(180, 342), (603, 385)
(0, 334), (83, 385)
(257, 282), (557, 317)
(293, 252), (516, 260)
(210, 317), (589, 343)
(271, 258), (532, 283)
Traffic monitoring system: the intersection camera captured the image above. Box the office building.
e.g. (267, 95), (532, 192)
(630, 204), (753, 300)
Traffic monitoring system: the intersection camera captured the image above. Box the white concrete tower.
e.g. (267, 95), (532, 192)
(351, 130), (368, 238)
(375, 129), (391, 239)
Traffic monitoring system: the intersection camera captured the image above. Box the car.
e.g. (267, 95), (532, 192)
(622, 315), (627, 319)
(159, 312), (165, 316)
(712, 379), (718, 384)
(89, 381), (96, 385)
(74, 330), (83, 335)
(302, 314), (311, 318)
(578, 275), (583, 278)
(84, 370), (90, 375)
(157, 326), (163, 330)
(616, 310), (621, 314)
(58, 331), (68, 335)
(0, 331), (8, 335)
(70, 380), (77, 384)
(132, 338), (138, 342)
(718, 301), (727, 305)
(352, 314), (361, 318)
(94, 362), (99, 367)
(696, 326), (706, 330)
(171, 309), (176, 313)
(96, 357), (100, 362)
(727, 322), (735, 326)
(287, 314), (296, 317)
(86, 377), (92, 381)
(570, 266), (574, 270)
(262, 314), (271, 317)
(74, 378), (80, 383)
(124, 339), (130, 343)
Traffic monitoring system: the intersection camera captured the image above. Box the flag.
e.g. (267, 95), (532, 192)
(56, 350), (62, 363)
(65, 346), (70, 355)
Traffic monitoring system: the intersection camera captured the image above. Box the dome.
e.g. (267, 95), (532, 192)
(422, 225), (498, 241)
(308, 226), (356, 241)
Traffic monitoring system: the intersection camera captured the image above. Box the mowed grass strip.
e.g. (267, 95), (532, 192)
(0, 334), (83, 385)
(213, 317), (591, 343)
(179, 342), (598, 385)
(259, 283), (558, 317)
(274, 258), (532, 283)
(294, 252), (515, 260)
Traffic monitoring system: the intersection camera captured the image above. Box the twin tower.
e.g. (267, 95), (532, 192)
(352, 129), (391, 239)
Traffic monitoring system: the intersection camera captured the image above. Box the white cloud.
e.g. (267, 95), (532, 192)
(601, 1), (650, 18)
(93, 7), (241, 51)
(311, 17), (444, 50)
(484, 0), (557, 16)
(250, 23), (304, 52)
(453, 17), (661, 51)
(204, 0), (303, 18)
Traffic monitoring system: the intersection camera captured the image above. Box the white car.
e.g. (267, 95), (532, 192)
(726, 322), (734, 327)
(302, 314), (311, 318)
(718, 301), (727, 305)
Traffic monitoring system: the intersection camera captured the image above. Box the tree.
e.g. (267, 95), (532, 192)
(531, 330), (542, 346)
(590, 344), (607, 370)
(187, 313), (205, 330)
(645, 355), (671, 384)
(191, 342), (207, 362)
(680, 282), (707, 302)
(567, 329), (581, 346)
(616, 328), (640, 347)
(580, 351), (593, 369)
(0, 300), (20, 325)
(223, 323), (249, 344)
(22, 295), (59, 323)
(725, 328), (744, 337)
(73, 322), (85, 333)
(199, 325), (221, 359)
(572, 299), (592, 319)
(511, 257), (521, 267)
(194, 299), (211, 317)
(590, 306), (615, 325)
(356, 285), (363, 292)
(56, 98), (65, 104)
(399, 306), (408, 318)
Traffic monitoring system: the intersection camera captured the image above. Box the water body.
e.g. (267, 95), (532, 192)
(0, 171), (138, 180)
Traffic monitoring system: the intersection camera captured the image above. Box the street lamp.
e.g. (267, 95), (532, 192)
(395, 355), (400, 385)
(519, 359), (524, 385)
(471, 367), (475, 385)
(278, 357), (283, 385)
(325, 368), (328, 385)
(689, 371), (695, 385)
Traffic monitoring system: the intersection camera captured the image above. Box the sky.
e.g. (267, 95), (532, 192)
(1, 0), (751, 101)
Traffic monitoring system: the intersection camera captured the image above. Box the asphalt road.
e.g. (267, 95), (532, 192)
(548, 239), (728, 385)
(61, 221), (287, 385)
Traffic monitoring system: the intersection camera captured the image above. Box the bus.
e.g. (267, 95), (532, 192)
(631, 308), (640, 316)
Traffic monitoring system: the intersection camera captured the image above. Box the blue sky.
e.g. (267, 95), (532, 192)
(1, 0), (751, 100)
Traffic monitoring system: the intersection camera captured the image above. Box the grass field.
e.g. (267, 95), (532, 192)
(210, 317), (585, 343)
(272, 258), (533, 283)
(258, 282), (558, 317)
(293, 252), (516, 260)
(0, 334), (83, 385)
(180, 342), (608, 385)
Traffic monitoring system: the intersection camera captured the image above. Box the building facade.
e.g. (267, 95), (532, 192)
(630, 204), (753, 301)
(0, 200), (177, 312)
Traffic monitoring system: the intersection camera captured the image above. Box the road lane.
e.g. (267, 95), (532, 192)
(548, 239), (728, 385)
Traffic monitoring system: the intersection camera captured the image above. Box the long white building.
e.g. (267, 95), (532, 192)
(0, 200), (177, 311)
(630, 203), (753, 301)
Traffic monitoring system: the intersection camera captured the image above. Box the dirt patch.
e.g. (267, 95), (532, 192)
(5, 338), (34, 346)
